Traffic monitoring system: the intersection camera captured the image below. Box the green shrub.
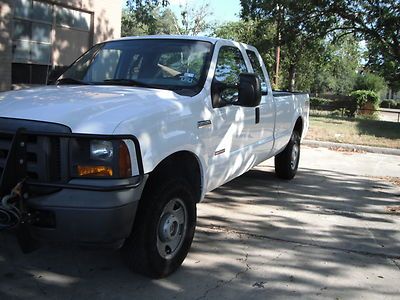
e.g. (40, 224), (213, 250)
(349, 90), (380, 117)
(350, 90), (380, 108)
(310, 97), (331, 106)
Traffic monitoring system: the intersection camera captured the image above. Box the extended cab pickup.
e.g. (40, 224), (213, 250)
(0, 36), (309, 278)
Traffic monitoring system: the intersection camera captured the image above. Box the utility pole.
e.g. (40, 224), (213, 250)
(274, 4), (282, 88)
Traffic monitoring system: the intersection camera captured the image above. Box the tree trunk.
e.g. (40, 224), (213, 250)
(288, 64), (296, 92)
(274, 44), (281, 88)
(274, 5), (282, 88)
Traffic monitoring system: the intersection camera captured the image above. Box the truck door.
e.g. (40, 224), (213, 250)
(245, 49), (275, 162)
(206, 44), (256, 191)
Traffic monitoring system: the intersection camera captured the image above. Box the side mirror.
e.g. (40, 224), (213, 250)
(237, 73), (262, 107)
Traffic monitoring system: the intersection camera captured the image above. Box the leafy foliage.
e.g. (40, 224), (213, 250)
(177, 2), (214, 35)
(123, 1), (213, 36)
(309, 97), (331, 106)
(317, 0), (400, 91)
(239, 0), (399, 93)
(125, 0), (169, 24)
(122, 8), (179, 36)
(350, 90), (380, 110)
(354, 73), (387, 94)
(366, 40), (400, 92)
(212, 20), (275, 74)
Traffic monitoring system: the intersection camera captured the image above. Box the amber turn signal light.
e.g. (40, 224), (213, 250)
(119, 142), (132, 177)
(77, 165), (113, 177)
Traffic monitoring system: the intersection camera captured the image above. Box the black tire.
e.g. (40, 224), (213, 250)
(122, 178), (196, 278)
(274, 131), (301, 180)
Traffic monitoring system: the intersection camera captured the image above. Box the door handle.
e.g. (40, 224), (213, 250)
(255, 107), (260, 124)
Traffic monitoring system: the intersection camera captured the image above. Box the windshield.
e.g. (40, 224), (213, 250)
(58, 39), (213, 95)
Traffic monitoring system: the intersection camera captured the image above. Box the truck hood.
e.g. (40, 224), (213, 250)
(0, 85), (187, 134)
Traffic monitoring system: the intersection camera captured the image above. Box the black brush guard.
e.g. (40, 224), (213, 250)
(0, 128), (144, 232)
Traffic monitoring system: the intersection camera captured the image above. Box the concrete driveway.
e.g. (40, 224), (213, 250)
(1, 146), (399, 299)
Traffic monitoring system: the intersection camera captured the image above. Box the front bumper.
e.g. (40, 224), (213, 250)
(27, 176), (148, 246)
(0, 125), (146, 248)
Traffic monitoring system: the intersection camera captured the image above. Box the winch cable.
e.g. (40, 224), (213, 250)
(0, 180), (25, 231)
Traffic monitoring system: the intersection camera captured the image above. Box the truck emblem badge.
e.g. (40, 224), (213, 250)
(214, 149), (225, 156)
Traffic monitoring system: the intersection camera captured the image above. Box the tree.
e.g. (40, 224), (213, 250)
(212, 20), (275, 72)
(316, 0), (400, 90)
(240, 0), (335, 86)
(174, 2), (214, 36)
(355, 72), (387, 94)
(312, 36), (361, 95)
(121, 7), (179, 36)
(123, 1), (214, 37)
(240, 0), (336, 91)
(318, 0), (400, 64)
(125, 0), (170, 24)
(239, 0), (398, 93)
(366, 40), (400, 92)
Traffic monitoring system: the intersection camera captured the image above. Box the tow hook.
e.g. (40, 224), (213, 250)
(0, 180), (40, 253)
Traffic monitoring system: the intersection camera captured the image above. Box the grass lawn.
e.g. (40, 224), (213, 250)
(307, 116), (400, 149)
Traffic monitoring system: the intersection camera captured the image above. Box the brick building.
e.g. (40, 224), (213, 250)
(0, 0), (122, 91)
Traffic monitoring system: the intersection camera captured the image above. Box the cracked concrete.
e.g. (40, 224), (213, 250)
(0, 146), (399, 299)
(195, 250), (251, 300)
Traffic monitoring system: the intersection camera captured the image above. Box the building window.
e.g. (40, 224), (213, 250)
(56, 7), (91, 31)
(13, 0), (53, 65)
(12, 0), (92, 84)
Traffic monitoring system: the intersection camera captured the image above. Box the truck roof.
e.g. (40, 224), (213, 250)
(112, 35), (246, 46)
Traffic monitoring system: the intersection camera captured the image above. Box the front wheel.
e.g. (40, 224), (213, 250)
(275, 131), (301, 180)
(122, 178), (196, 278)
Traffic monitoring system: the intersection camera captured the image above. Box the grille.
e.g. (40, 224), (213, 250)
(0, 132), (13, 177)
(0, 118), (70, 186)
(0, 133), (61, 182)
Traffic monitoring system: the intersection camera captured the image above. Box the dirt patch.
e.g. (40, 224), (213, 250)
(328, 146), (366, 154)
(386, 206), (400, 214)
(378, 177), (400, 186)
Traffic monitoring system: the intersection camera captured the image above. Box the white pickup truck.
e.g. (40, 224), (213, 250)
(0, 35), (309, 278)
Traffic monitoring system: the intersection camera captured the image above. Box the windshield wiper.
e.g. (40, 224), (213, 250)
(101, 79), (153, 88)
(56, 78), (91, 85)
(101, 79), (194, 94)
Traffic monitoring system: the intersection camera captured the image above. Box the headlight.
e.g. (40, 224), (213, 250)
(90, 140), (113, 161)
(70, 139), (131, 178)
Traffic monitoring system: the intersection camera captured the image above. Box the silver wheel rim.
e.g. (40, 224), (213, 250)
(157, 198), (188, 260)
(290, 143), (299, 170)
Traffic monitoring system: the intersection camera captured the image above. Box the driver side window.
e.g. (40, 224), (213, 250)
(214, 46), (248, 104)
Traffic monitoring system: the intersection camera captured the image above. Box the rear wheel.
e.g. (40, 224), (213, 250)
(122, 178), (196, 278)
(275, 131), (301, 180)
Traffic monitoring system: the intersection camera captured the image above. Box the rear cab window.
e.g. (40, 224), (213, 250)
(246, 50), (268, 94)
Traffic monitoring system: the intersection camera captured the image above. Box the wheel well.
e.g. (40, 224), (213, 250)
(143, 151), (202, 202)
(294, 117), (303, 137)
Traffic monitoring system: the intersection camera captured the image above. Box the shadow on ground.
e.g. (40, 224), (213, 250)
(356, 118), (400, 140)
(0, 166), (399, 299)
